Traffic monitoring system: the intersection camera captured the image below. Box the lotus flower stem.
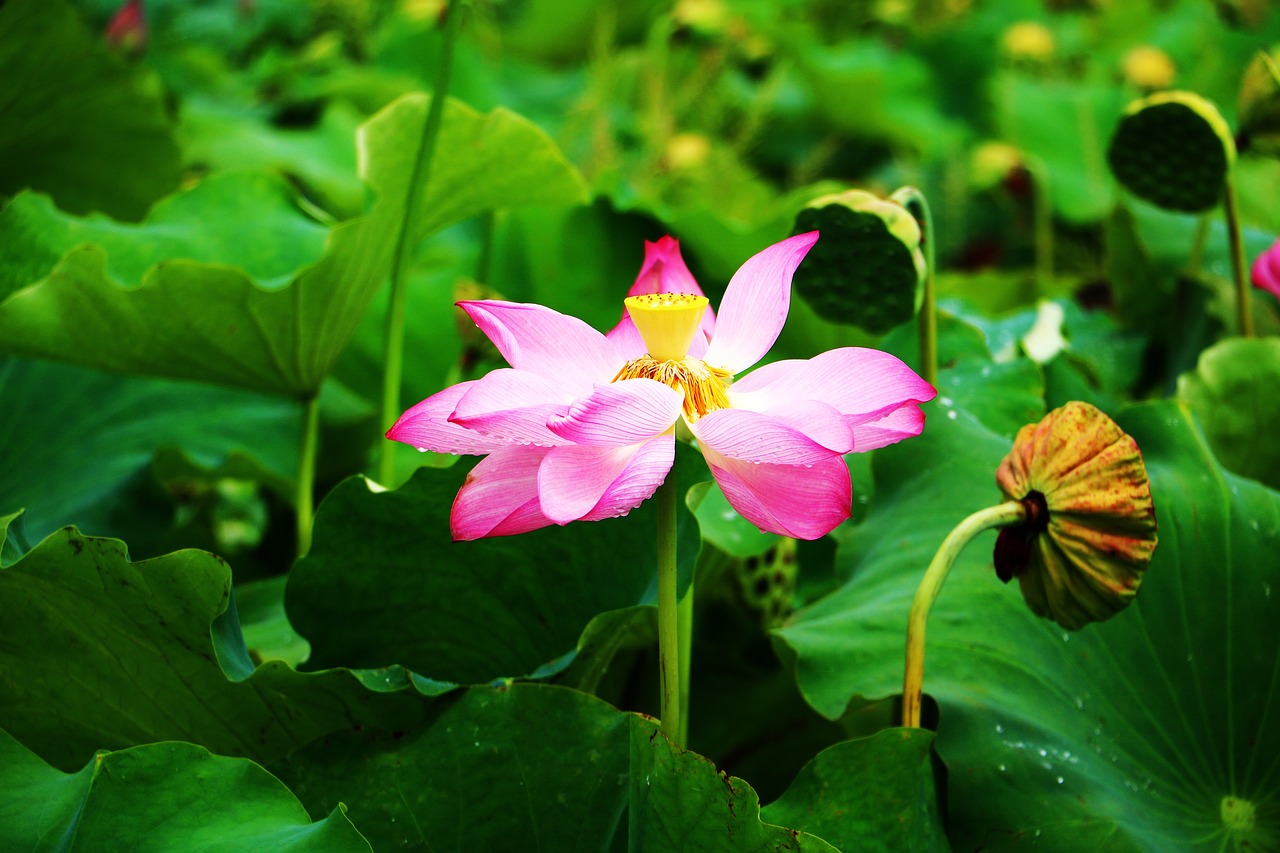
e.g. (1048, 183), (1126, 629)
(902, 500), (1028, 729)
(297, 394), (321, 557)
(656, 469), (684, 746)
(1223, 174), (1255, 338)
(677, 575), (693, 747)
(892, 187), (937, 387)
(378, 0), (467, 487)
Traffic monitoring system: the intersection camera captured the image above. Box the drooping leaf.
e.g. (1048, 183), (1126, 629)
(0, 730), (371, 852)
(1177, 337), (1280, 490)
(0, 515), (425, 772)
(774, 400), (1280, 850)
(0, 95), (586, 397)
(0, 0), (182, 220)
(761, 728), (949, 853)
(285, 446), (706, 682)
(274, 683), (839, 852)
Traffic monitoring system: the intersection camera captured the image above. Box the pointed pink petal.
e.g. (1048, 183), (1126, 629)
(386, 381), (509, 455)
(581, 435), (676, 521)
(460, 300), (623, 394)
(547, 379), (683, 446)
(450, 446), (555, 540)
(701, 444), (851, 540)
(630, 236), (705, 297)
(702, 232), (819, 374)
(732, 347), (936, 418)
(847, 403), (927, 451)
(537, 439), (674, 525)
(449, 368), (571, 447)
(690, 404), (850, 465)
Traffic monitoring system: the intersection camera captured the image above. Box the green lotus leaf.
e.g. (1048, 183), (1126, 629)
(0, 514), (425, 772)
(0, 0), (181, 220)
(774, 399), (1279, 850)
(0, 94), (586, 397)
(992, 74), (1125, 223)
(1177, 337), (1280, 490)
(761, 728), (948, 853)
(0, 357), (300, 553)
(285, 445), (705, 682)
(273, 683), (841, 851)
(0, 731), (371, 852)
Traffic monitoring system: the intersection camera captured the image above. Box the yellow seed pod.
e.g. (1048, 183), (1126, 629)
(1122, 45), (1176, 90)
(994, 401), (1158, 631)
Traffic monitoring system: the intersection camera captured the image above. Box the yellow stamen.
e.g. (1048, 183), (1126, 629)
(614, 356), (732, 421)
(625, 293), (709, 361)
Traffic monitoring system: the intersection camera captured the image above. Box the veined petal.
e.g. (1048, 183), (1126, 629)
(731, 347), (936, 416)
(703, 231), (819, 374)
(701, 444), (851, 540)
(581, 435), (676, 521)
(450, 368), (572, 447)
(460, 300), (623, 394)
(538, 439), (674, 525)
(451, 446), (555, 540)
(690, 405), (849, 465)
(386, 381), (510, 455)
(547, 379), (683, 446)
(847, 403), (927, 451)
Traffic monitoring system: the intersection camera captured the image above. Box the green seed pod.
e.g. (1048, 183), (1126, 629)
(1107, 91), (1235, 213)
(791, 189), (926, 335)
(994, 401), (1158, 631)
(1238, 50), (1280, 156)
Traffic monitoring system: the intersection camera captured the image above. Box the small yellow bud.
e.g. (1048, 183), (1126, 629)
(1122, 45), (1176, 90)
(1001, 22), (1055, 63)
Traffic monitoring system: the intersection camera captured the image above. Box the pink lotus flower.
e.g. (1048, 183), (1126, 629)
(1252, 239), (1280, 298)
(388, 232), (936, 541)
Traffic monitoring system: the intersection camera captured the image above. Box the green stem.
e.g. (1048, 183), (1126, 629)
(901, 501), (1027, 729)
(893, 187), (938, 387)
(677, 574), (693, 748)
(1223, 173), (1255, 338)
(296, 394), (321, 558)
(656, 469), (683, 747)
(377, 0), (467, 486)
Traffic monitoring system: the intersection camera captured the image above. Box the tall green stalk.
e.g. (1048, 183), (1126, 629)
(901, 501), (1027, 728)
(377, 0), (467, 486)
(1223, 174), (1256, 338)
(296, 394), (321, 557)
(656, 471), (684, 747)
(676, 576), (693, 747)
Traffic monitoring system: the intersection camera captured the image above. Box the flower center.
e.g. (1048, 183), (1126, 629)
(615, 292), (729, 421)
(614, 355), (731, 421)
(624, 292), (708, 361)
